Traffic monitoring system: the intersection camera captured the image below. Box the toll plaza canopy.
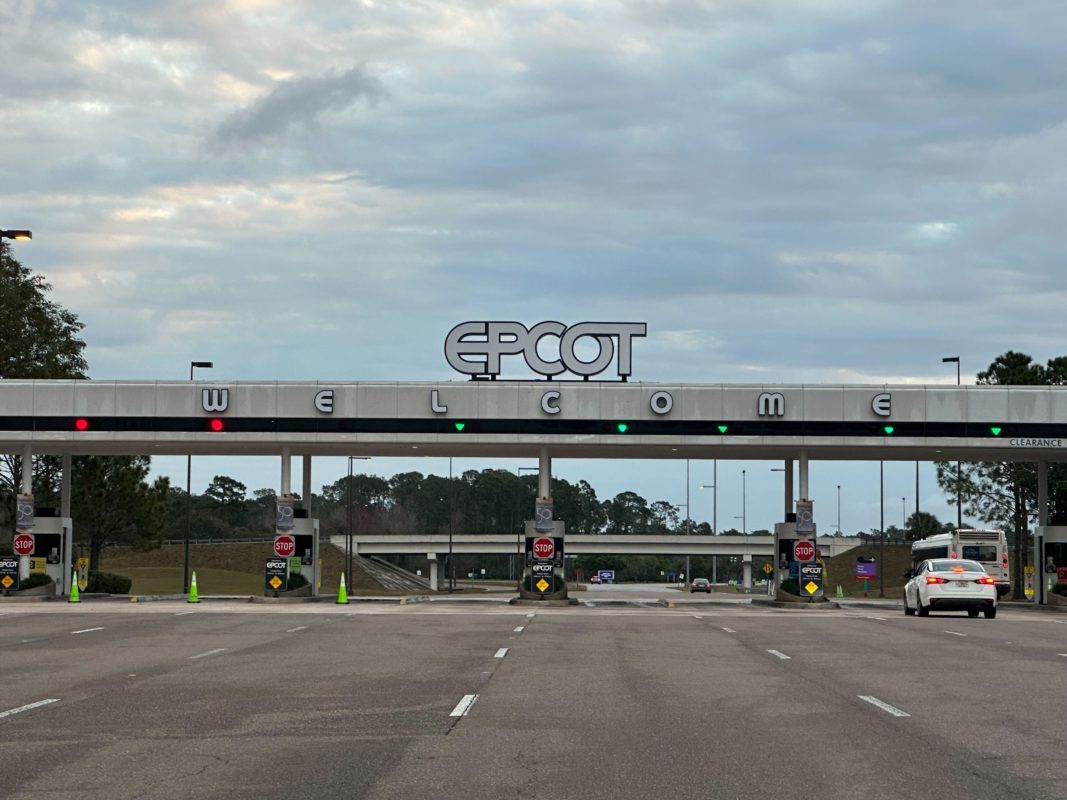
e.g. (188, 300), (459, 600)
(2, 379), (1067, 461)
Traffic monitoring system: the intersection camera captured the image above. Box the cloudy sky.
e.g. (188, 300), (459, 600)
(4, 0), (1067, 533)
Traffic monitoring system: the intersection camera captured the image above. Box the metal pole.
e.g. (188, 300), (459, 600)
(879, 460), (885, 598)
(713, 460), (718, 534)
(183, 360), (212, 594)
(742, 469), (747, 534)
(957, 360), (962, 529)
(448, 457), (454, 592)
(837, 485), (841, 534)
(346, 457), (353, 589)
(685, 459), (690, 583)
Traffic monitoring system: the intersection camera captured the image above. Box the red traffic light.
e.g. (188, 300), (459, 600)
(209, 419), (224, 432)
(74, 418), (89, 431)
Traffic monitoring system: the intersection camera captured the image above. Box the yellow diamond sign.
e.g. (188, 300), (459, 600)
(804, 581), (819, 595)
(762, 563), (773, 574)
(536, 578), (549, 592)
(1, 575), (12, 589)
(269, 576), (282, 589)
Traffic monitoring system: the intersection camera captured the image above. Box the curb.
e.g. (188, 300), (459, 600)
(750, 598), (841, 610)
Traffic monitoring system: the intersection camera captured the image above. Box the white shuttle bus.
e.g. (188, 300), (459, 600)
(911, 529), (1010, 597)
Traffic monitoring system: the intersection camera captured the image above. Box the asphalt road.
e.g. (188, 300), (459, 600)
(1, 599), (1065, 800)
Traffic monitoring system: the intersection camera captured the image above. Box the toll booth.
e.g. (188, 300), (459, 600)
(1035, 525), (1067, 604)
(519, 520), (567, 601)
(16, 508), (73, 597)
(290, 511), (320, 596)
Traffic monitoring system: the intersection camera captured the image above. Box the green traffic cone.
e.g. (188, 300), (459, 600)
(336, 572), (349, 605)
(188, 571), (200, 604)
(69, 569), (80, 603)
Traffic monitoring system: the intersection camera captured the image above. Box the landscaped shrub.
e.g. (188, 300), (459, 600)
(18, 573), (54, 590)
(1052, 582), (1067, 597)
(86, 571), (132, 594)
(286, 572), (309, 590)
(779, 578), (800, 596)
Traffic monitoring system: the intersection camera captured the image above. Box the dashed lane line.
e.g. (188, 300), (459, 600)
(286, 626), (308, 633)
(513, 626), (524, 633)
(859, 695), (910, 717)
(494, 647), (509, 658)
(175, 611), (196, 616)
(449, 694), (479, 717)
(721, 627), (736, 633)
(71, 627), (105, 635)
(943, 631), (967, 637)
(767, 649), (791, 660)
(0, 699), (59, 720)
(188, 648), (227, 660)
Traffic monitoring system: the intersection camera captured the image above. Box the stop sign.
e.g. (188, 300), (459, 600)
(13, 532), (34, 556)
(274, 535), (296, 558)
(794, 540), (816, 562)
(532, 537), (555, 560)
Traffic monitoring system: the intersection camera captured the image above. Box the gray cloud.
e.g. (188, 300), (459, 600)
(213, 66), (384, 145)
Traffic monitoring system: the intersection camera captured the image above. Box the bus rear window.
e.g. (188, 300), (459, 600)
(961, 545), (998, 562)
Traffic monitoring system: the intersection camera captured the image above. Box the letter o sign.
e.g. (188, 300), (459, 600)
(650, 391), (673, 415)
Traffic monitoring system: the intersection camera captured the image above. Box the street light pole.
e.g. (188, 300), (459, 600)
(347, 456), (371, 589)
(448, 456), (454, 592)
(742, 469), (747, 534)
(685, 459), (690, 582)
(943, 356), (962, 529)
(184, 360), (213, 594)
(517, 466), (538, 582)
(879, 460), (885, 598)
(837, 484), (841, 534)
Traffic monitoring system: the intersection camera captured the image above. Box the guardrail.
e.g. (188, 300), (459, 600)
(162, 536), (276, 545)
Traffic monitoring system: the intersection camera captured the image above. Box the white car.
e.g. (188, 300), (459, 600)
(904, 558), (998, 619)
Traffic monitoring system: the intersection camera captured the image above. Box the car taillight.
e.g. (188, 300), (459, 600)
(926, 576), (947, 584)
(976, 576), (996, 585)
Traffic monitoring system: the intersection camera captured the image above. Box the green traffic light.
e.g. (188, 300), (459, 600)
(717, 425), (728, 434)
(616, 423), (628, 433)
(454, 422), (466, 432)
(990, 426), (1002, 436)
(883, 426), (894, 435)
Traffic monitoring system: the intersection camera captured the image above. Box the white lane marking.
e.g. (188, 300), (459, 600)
(286, 626), (307, 633)
(859, 695), (910, 717)
(721, 627), (736, 633)
(494, 647), (509, 658)
(513, 626), (525, 633)
(71, 627), (104, 635)
(873, 617), (887, 621)
(188, 648), (227, 660)
(175, 611), (196, 616)
(692, 614), (703, 619)
(525, 613), (535, 618)
(1058, 654), (1067, 658)
(767, 649), (791, 660)
(943, 630), (967, 637)
(0, 699), (60, 720)
(449, 694), (479, 717)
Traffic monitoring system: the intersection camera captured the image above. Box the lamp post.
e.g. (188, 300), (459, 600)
(0, 229), (32, 241)
(347, 456), (372, 590)
(902, 497), (906, 531)
(741, 468), (746, 534)
(943, 356), (962, 529)
(879, 460), (885, 598)
(184, 360), (213, 594)
(517, 467), (538, 581)
(448, 457), (454, 592)
(837, 484), (841, 534)
(698, 461), (718, 533)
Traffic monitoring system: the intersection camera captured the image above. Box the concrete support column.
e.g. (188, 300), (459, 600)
(302, 455), (312, 511)
(799, 449), (809, 501)
(784, 460), (793, 518)
(538, 448), (551, 499)
(61, 454), (72, 518)
(280, 447), (291, 496)
(742, 557), (752, 589)
(1038, 461), (1048, 604)
(428, 555), (439, 592)
(61, 454), (73, 596)
(21, 444), (32, 494)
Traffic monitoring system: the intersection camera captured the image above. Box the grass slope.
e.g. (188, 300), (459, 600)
(825, 543), (911, 598)
(100, 543), (403, 596)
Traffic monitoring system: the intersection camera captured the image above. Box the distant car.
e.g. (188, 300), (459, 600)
(903, 558), (997, 619)
(690, 578), (711, 593)
(589, 574), (601, 584)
